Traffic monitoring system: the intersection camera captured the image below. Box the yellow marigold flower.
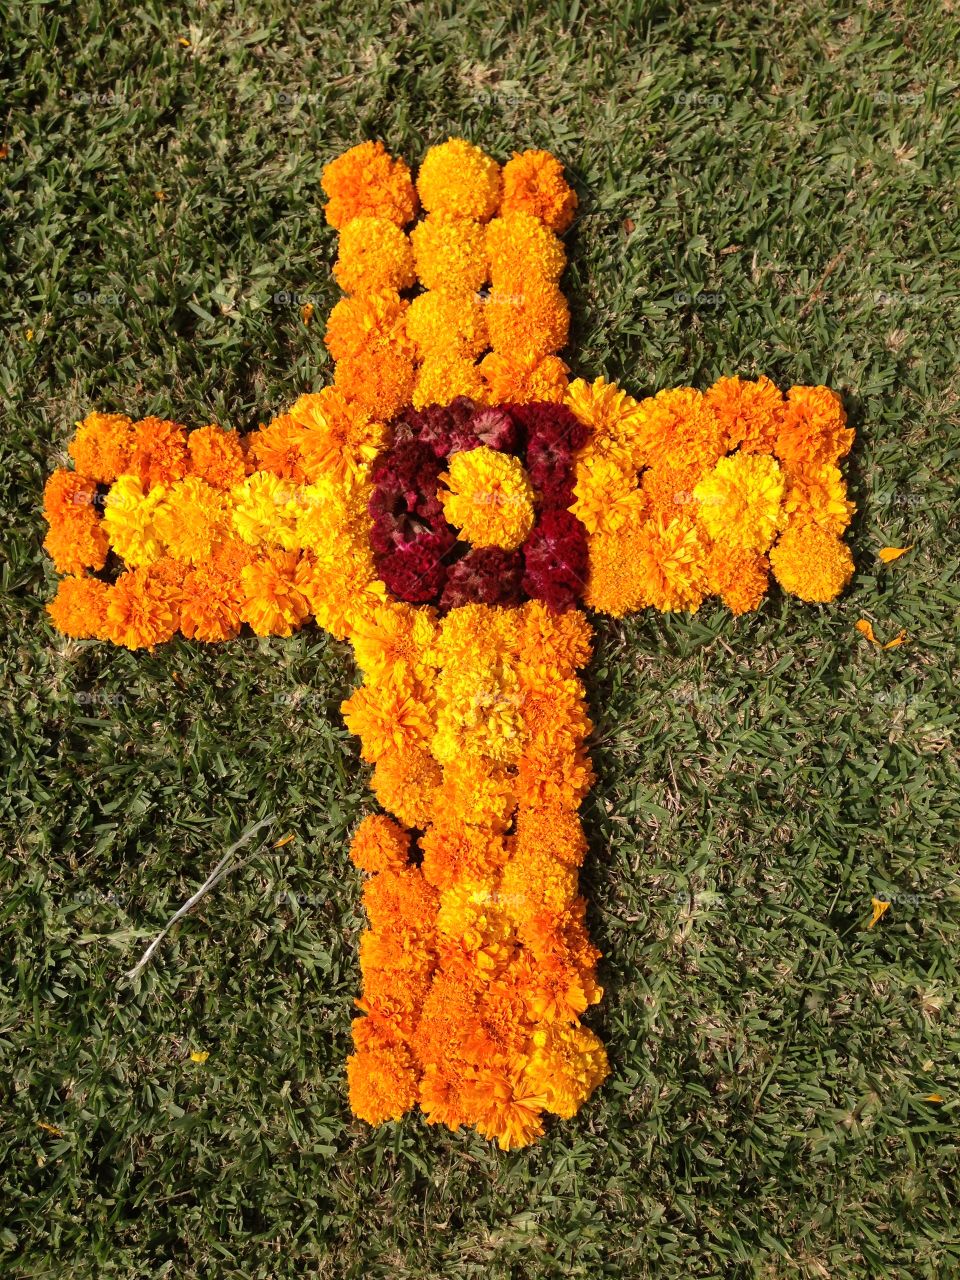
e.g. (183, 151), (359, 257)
(321, 140), (417, 228)
(501, 149), (578, 233)
(323, 290), (411, 361)
(349, 602), (438, 685)
(349, 813), (410, 874)
(565, 376), (648, 470)
(521, 1025), (609, 1120)
(103, 474), (168, 566)
(334, 346), (416, 421)
(333, 216), (415, 295)
(410, 215), (488, 293)
(231, 471), (299, 550)
(693, 453), (785, 553)
(153, 476), (232, 564)
(484, 281), (569, 363)
(439, 446), (535, 551)
(479, 351), (569, 404)
(371, 746), (442, 829)
(486, 213), (566, 288)
(775, 385), (854, 467)
(571, 454), (647, 536)
(416, 138), (500, 220)
(705, 375), (784, 454)
(782, 460), (856, 537)
(103, 561), (181, 650)
(187, 424), (248, 487)
(289, 387), (387, 486)
(346, 1045), (419, 1125)
(412, 352), (487, 411)
(406, 288), (488, 359)
(238, 550), (309, 636)
(437, 757), (517, 831)
(519, 600), (592, 670)
(128, 417), (189, 488)
(770, 521), (854, 602)
(341, 674), (435, 762)
(46, 575), (111, 639)
(295, 537), (386, 641)
(68, 411), (135, 482)
(704, 544), (770, 616)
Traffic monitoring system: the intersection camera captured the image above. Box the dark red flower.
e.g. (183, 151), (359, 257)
(521, 508), (588, 611)
(439, 547), (524, 611)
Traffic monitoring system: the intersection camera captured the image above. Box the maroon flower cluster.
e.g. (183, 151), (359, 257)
(368, 397), (588, 612)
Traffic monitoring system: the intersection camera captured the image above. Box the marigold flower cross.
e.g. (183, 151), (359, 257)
(43, 138), (857, 1150)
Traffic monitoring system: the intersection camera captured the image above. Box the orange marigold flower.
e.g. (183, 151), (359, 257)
(246, 413), (310, 481)
(637, 387), (728, 472)
(323, 290), (411, 361)
(334, 346), (416, 421)
(705, 375), (784, 454)
(239, 550), (310, 636)
(484, 281), (569, 363)
(515, 805), (589, 867)
(341, 674), (435, 763)
(775, 385), (854, 467)
(350, 813), (411, 874)
(460, 1067), (546, 1150)
(43, 497), (109, 575)
(782, 460), (856, 537)
(187, 424), (248, 488)
(333, 217), (415, 295)
(46, 575), (111, 639)
(289, 388), (387, 485)
(43, 469), (97, 520)
(412, 352), (487, 411)
(362, 865), (438, 935)
(500, 149), (578, 233)
(704, 544), (770, 615)
(102, 562), (181, 650)
(346, 1044), (419, 1125)
(294, 539), (386, 642)
(68, 411), (135, 483)
(410, 215), (488, 293)
(321, 140), (417, 229)
(521, 1024), (609, 1120)
(479, 351), (569, 405)
(416, 138), (500, 221)
(178, 537), (251, 642)
(584, 511), (709, 616)
(769, 521), (854, 602)
(419, 818), (508, 891)
(406, 289), (488, 360)
(128, 417), (189, 488)
(641, 459), (707, 522)
(371, 746), (442, 829)
(349, 602), (437, 685)
(486, 213), (566, 288)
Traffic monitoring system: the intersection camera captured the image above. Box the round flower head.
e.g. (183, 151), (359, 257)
(705, 375), (784, 454)
(439, 446), (536, 552)
(775, 385), (854, 468)
(480, 352), (569, 405)
(333, 217), (415, 295)
(412, 353), (486, 410)
(693, 453), (785, 553)
(486, 213), (566, 288)
(321, 140), (417, 228)
(187, 424), (248, 488)
(334, 346), (416, 421)
(239, 549), (309, 636)
(501, 149), (578, 233)
(103, 562), (181, 651)
(417, 138), (500, 220)
(406, 289), (488, 359)
(102, 474), (168, 566)
(349, 813), (411, 874)
(410, 215), (488, 293)
(769, 520), (854, 602)
(153, 475), (232, 565)
(68, 411), (135, 483)
(128, 417), (189, 488)
(484, 281), (569, 363)
(47, 574), (111, 639)
(323, 290), (411, 361)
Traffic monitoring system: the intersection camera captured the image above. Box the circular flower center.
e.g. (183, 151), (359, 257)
(438, 446), (536, 552)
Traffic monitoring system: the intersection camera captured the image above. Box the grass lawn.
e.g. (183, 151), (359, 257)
(3, 2), (959, 1276)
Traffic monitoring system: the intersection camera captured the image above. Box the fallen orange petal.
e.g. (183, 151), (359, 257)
(190, 1050), (210, 1063)
(273, 833), (295, 848)
(882, 630), (908, 649)
(878, 545), (914, 563)
(856, 619), (878, 644)
(301, 303), (314, 326)
(37, 1121), (64, 1136)
(867, 897), (890, 929)
(925, 1093), (944, 1103)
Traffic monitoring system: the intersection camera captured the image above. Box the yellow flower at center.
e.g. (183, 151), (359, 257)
(693, 452), (785, 553)
(438, 446), (535, 552)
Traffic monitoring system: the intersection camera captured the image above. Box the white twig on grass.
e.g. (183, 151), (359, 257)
(124, 815), (276, 982)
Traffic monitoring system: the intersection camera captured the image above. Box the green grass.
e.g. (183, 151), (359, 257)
(2, 1), (960, 1276)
